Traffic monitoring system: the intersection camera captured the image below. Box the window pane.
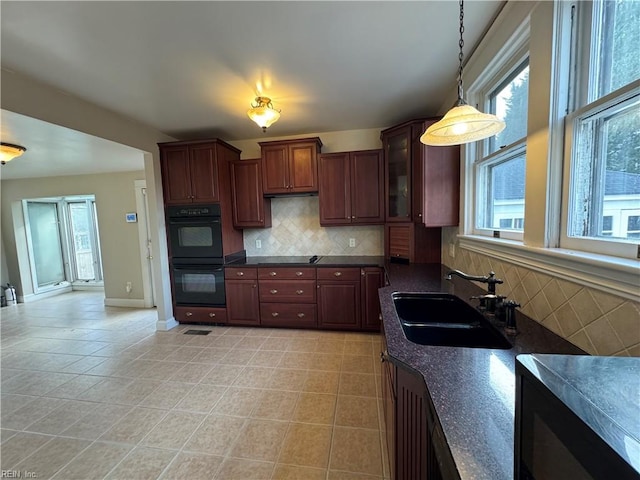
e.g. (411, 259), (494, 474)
(594, 0), (640, 99)
(26, 202), (65, 287)
(69, 202), (95, 281)
(490, 63), (530, 152)
(569, 98), (640, 240)
(478, 154), (526, 230)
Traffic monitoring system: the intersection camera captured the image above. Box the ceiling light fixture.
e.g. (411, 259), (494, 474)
(0, 142), (27, 165)
(247, 96), (281, 133)
(420, 0), (505, 146)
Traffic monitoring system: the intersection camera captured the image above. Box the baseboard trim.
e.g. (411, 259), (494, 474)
(19, 285), (73, 303)
(104, 297), (146, 308)
(156, 317), (179, 331)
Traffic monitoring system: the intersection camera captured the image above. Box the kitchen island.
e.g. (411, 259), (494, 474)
(379, 261), (585, 480)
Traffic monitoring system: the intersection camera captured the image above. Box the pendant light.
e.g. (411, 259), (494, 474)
(421, 0), (505, 146)
(0, 142), (27, 165)
(247, 96), (281, 132)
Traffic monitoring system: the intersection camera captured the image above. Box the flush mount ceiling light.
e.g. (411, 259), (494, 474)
(247, 96), (281, 133)
(421, 0), (505, 146)
(0, 142), (27, 165)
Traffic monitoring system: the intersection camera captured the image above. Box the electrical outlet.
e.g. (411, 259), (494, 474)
(126, 282), (132, 293)
(256, 239), (262, 249)
(349, 238), (356, 248)
(449, 243), (456, 258)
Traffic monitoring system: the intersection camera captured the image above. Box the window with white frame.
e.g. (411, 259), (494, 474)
(562, 0), (640, 257)
(474, 57), (530, 238)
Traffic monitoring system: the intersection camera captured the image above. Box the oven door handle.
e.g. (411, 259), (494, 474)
(173, 266), (224, 272)
(169, 218), (221, 225)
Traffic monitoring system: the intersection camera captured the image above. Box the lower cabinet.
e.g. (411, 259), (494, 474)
(382, 327), (455, 480)
(361, 267), (385, 331)
(225, 267), (260, 326)
(258, 267), (318, 329)
(317, 267), (361, 330)
(222, 264), (384, 332)
(174, 306), (227, 324)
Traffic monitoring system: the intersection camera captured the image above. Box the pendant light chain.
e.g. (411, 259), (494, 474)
(457, 0), (465, 102)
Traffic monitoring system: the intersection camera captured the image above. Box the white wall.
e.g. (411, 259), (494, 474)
(1, 69), (178, 329)
(1, 172), (146, 304)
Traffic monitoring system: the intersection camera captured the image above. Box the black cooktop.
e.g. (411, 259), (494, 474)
(256, 255), (321, 264)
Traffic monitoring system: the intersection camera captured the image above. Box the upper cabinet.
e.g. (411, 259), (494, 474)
(230, 158), (271, 228)
(318, 149), (384, 226)
(259, 137), (322, 195)
(381, 119), (460, 226)
(159, 139), (240, 205)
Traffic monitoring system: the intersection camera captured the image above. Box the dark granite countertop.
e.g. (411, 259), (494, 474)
(517, 354), (640, 473)
(380, 262), (585, 480)
(226, 255), (385, 267)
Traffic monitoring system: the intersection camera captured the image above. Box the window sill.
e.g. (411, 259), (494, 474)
(457, 235), (640, 301)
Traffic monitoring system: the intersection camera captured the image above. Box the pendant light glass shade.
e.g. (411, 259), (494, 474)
(0, 142), (27, 165)
(420, 0), (505, 146)
(247, 96), (281, 132)
(420, 102), (505, 146)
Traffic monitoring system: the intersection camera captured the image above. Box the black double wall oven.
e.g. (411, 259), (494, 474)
(167, 204), (225, 307)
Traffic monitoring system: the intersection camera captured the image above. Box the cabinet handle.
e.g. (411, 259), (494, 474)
(271, 312), (279, 317)
(295, 271), (303, 276)
(253, 284), (257, 288)
(209, 313), (216, 318)
(380, 350), (390, 363)
(296, 290), (304, 295)
(270, 289), (278, 294)
(236, 271), (244, 276)
(351, 216), (355, 219)
(269, 271), (277, 276)
(186, 312), (193, 317)
(297, 313), (305, 318)
(418, 213), (422, 217)
(361, 270), (365, 276)
(334, 271), (342, 277)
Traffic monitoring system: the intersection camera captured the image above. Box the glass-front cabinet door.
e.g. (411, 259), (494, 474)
(383, 125), (412, 222)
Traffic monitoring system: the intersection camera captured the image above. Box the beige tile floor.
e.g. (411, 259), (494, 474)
(1, 292), (389, 480)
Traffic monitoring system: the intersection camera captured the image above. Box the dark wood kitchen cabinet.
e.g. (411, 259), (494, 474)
(385, 223), (441, 264)
(317, 267), (361, 330)
(258, 267), (317, 329)
(381, 119), (459, 225)
(259, 137), (322, 195)
(230, 158), (271, 228)
(382, 324), (453, 480)
(225, 267), (260, 326)
(160, 140), (240, 205)
(318, 149), (384, 226)
(174, 306), (227, 324)
(360, 267), (385, 331)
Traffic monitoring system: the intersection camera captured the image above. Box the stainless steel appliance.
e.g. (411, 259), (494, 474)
(515, 354), (640, 480)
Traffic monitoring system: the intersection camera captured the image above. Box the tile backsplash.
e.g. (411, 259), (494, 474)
(442, 230), (640, 357)
(243, 196), (384, 256)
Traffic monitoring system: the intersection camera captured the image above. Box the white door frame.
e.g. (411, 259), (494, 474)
(134, 180), (155, 307)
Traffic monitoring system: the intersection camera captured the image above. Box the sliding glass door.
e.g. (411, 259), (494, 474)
(25, 201), (66, 288)
(24, 196), (103, 292)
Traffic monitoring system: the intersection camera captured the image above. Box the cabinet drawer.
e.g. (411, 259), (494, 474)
(259, 280), (316, 303)
(225, 267), (258, 280)
(260, 303), (317, 328)
(317, 267), (361, 281)
(258, 267), (316, 280)
(174, 306), (227, 323)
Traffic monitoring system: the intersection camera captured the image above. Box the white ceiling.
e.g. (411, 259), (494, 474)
(0, 1), (504, 180)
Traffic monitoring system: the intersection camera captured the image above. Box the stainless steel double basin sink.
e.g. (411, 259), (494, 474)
(392, 292), (512, 350)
